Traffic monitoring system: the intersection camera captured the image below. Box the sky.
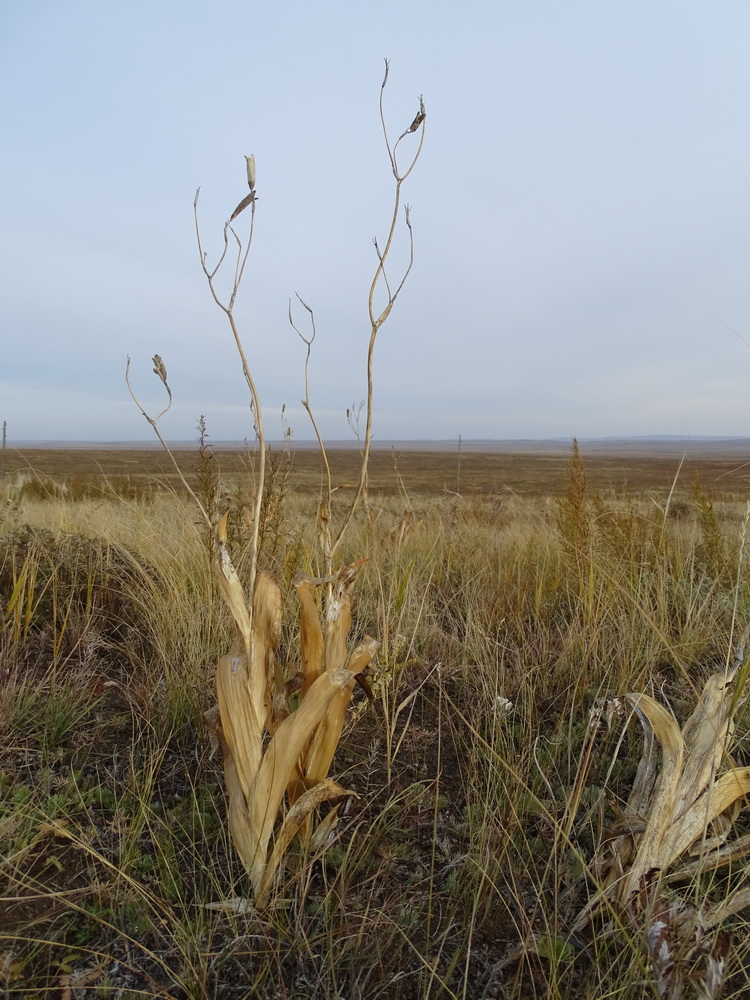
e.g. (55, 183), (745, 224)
(2, 1), (750, 443)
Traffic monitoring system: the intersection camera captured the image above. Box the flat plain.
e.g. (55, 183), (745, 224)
(6, 438), (750, 498)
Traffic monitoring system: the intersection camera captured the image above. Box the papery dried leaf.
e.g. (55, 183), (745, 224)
(575, 667), (750, 933)
(214, 513), (253, 657)
(620, 693), (684, 901)
(219, 744), (256, 874)
(310, 801), (345, 851)
(252, 571), (283, 725)
(678, 671), (739, 819)
(301, 680), (355, 788)
(216, 651), (263, 799)
(625, 711), (660, 821)
(297, 616), (376, 800)
(294, 576), (325, 697)
(256, 778), (353, 906)
(247, 668), (358, 893)
(229, 191), (256, 222)
(602, 717), (659, 887)
(702, 890), (750, 931)
(325, 560), (367, 671)
(688, 802), (740, 856)
(663, 767), (750, 869)
(203, 897), (256, 914)
(347, 635), (379, 674)
(325, 596), (352, 672)
(668, 832), (750, 881)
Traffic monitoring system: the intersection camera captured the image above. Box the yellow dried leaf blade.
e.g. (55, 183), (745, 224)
(203, 897), (256, 914)
(620, 693), (684, 901)
(294, 577), (324, 696)
(249, 668), (357, 888)
(217, 510), (230, 544)
(302, 681), (355, 787)
(699, 887), (750, 929)
(333, 557), (369, 587)
(323, 559), (367, 672)
(346, 635), (379, 674)
(250, 572), (283, 724)
(253, 572), (282, 649)
(213, 539), (253, 657)
(255, 778), (352, 906)
(221, 745), (258, 873)
(216, 653), (263, 797)
(624, 718), (658, 819)
(662, 766), (750, 870)
(325, 593), (352, 673)
(285, 771), (307, 808)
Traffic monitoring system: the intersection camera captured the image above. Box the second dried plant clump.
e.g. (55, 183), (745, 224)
(575, 640), (750, 997)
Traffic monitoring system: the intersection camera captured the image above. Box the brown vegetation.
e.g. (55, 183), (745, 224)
(1, 451), (749, 998)
(6, 438), (750, 499)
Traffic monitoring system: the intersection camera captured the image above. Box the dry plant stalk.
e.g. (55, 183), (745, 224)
(289, 61), (426, 587)
(129, 66), (426, 905)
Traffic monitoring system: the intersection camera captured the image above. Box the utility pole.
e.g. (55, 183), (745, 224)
(1, 421), (6, 477)
(456, 434), (462, 496)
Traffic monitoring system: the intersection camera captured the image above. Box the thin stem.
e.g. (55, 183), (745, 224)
(227, 309), (266, 596)
(330, 82), (426, 561)
(124, 356), (212, 531)
(194, 184), (264, 604)
(289, 295), (333, 566)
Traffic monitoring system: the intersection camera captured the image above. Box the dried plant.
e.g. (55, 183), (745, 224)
(127, 64), (426, 904)
(574, 631), (750, 995)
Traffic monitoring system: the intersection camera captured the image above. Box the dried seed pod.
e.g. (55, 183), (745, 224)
(152, 354), (168, 384)
(406, 96), (426, 133)
(245, 153), (256, 191)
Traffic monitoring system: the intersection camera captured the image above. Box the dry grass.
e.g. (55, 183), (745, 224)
(1, 449), (750, 998)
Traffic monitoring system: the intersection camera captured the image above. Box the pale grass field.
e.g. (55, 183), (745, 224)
(1, 462), (749, 999)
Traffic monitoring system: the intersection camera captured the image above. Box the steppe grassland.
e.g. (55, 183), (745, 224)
(1, 444), (749, 999)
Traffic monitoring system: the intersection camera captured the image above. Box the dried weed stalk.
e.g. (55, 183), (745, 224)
(128, 65), (426, 905)
(289, 62), (426, 589)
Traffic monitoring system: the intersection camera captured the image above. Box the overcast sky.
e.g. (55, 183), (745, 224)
(2, 1), (750, 443)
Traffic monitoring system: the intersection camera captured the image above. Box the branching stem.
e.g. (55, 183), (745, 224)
(193, 190), (266, 610)
(124, 356), (212, 530)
